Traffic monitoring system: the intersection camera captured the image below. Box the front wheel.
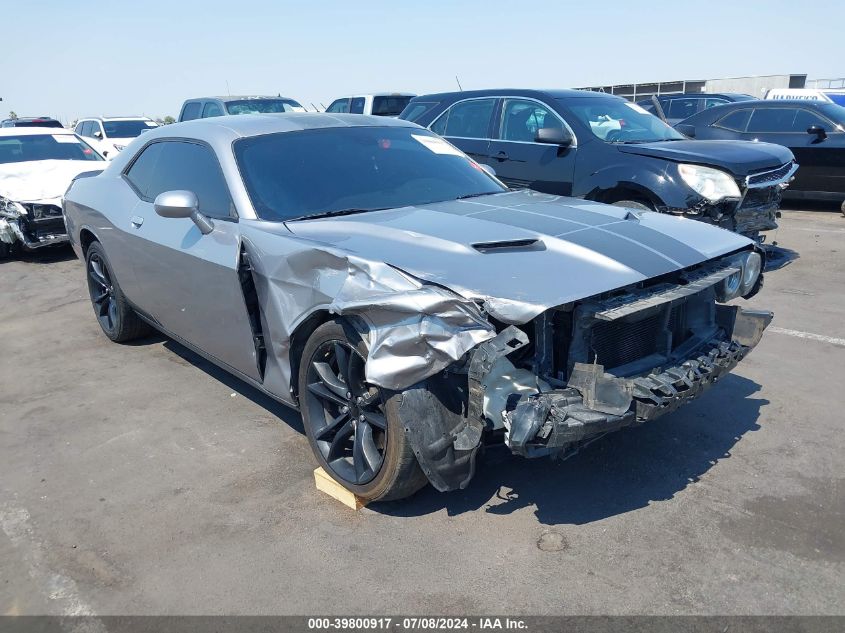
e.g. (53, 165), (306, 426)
(298, 320), (427, 502)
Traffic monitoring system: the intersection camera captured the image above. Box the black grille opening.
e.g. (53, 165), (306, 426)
(589, 311), (665, 369)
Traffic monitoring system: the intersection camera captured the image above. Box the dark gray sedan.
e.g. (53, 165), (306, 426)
(64, 114), (772, 501)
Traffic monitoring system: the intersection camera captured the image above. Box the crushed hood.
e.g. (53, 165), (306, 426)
(0, 160), (104, 203)
(617, 140), (794, 175)
(285, 190), (751, 322)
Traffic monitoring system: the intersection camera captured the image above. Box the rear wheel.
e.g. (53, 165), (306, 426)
(298, 320), (427, 502)
(85, 241), (151, 342)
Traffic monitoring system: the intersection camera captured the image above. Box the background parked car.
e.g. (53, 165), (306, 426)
(1, 117), (64, 129)
(675, 100), (845, 202)
(637, 93), (754, 125)
(178, 95), (305, 122)
(0, 128), (104, 257)
(400, 89), (795, 238)
(74, 116), (159, 158)
(325, 93), (415, 117)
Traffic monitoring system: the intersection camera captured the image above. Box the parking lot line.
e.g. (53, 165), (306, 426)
(769, 326), (845, 347)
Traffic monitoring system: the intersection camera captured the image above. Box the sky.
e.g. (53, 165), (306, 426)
(2, 0), (843, 124)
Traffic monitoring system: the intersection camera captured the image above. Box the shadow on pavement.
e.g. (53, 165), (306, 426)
(375, 374), (766, 526)
(763, 243), (800, 272)
(0, 244), (77, 265)
(162, 339), (304, 433)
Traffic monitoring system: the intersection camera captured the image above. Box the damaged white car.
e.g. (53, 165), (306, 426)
(63, 114), (772, 501)
(0, 128), (105, 257)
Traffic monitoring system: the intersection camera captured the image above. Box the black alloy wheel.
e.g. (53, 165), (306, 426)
(87, 250), (118, 335)
(303, 339), (387, 485)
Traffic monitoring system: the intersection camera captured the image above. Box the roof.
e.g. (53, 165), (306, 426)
(333, 93), (416, 98)
(160, 112), (417, 139)
(0, 127), (75, 137)
(1, 117), (60, 123)
(411, 88), (618, 101)
(77, 116), (155, 122)
(186, 95), (300, 103)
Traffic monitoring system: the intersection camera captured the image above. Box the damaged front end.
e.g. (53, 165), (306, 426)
(398, 253), (772, 492)
(0, 195), (68, 253)
(664, 161), (797, 239)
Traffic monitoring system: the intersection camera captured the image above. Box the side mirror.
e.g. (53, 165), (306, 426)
(154, 190), (214, 234)
(94, 130), (103, 139)
(535, 127), (573, 147)
(675, 123), (696, 138)
(807, 125), (827, 141)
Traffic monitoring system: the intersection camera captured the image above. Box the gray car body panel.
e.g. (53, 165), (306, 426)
(64, 113), (754, 405)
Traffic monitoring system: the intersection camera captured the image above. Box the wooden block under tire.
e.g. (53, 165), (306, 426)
(314, 467), (366, 510)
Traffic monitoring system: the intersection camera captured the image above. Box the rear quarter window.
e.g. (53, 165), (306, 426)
(401, 101), (439, 123)
(181, 102), (202, 121)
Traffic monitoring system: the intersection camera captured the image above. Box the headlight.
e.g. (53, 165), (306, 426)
(0, 196), (25, 218)
(678, 163), (741, 202)
(716, 251), (762, 301)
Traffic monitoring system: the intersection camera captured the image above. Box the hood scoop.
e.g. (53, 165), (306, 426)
(472, 238), (545, 254)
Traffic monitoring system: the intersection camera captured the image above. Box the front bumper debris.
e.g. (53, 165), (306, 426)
(0, 202), (68, 251)
(506, 308), (773, 458)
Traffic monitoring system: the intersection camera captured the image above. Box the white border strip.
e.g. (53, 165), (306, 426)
(769, 326), (845, 347)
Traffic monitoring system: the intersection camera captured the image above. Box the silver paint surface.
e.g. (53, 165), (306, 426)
(63, 113), (754, 400)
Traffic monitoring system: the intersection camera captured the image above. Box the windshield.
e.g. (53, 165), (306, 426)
(234, 127), (505, 221)
(564, 97), (686, 143)
(372, 96), (413, 116)
(9, 120), (64, 128)
(225, 99), (303, 115)
(103, 120), (157, 138)
(0, 134), (104, 164)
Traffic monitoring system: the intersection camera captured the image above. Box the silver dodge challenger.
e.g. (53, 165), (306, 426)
(64, 113), (773, 502)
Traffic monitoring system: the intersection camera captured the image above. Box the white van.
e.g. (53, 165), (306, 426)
(325, 93), (416, 117)
(765, 88), (845, 107)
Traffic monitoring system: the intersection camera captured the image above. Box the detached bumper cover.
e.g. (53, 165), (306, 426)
(507, 307), (773, 457)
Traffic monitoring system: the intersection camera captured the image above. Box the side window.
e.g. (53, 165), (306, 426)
(202, 102), (224, 118)
(125, 142), (165, 198)
(350, 97), (366, 114)
(326, 99), (350, 113)
(432, 98), (496, 139)
(181, 102), (201, 121)
(704, 98), (729, 109)
(666, 98), (699, 120)
(401, 101), (439, 123)
(501, 99), (561, 142)
(747, 108), (801, 133)
(91, 122), (103, 138)
(715, 109), (752, 132)
(793, 109), (831, 132)
(74, 122), (84, 134)
(126, 141), (234, 218)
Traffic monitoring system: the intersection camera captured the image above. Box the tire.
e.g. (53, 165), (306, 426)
(85, 241), (152, 343)
(611, 199), (652, 211)
(298, 320), (427, 502)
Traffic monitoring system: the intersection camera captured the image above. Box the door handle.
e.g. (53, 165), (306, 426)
(130, 215), (144, 228)
(493, 151), (509, 162)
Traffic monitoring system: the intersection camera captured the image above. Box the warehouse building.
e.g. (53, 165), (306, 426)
(577, 73), (808, 101)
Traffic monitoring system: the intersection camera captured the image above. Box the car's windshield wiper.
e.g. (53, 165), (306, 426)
(455, 191), (497, 200)
(286, 207), (389, 222)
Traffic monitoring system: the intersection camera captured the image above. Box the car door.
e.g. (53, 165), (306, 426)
(121, 139), (262, 381)
(486, 98), (577, 195)
(743, 107), (842, 193)
(429, 97), (496, 166)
